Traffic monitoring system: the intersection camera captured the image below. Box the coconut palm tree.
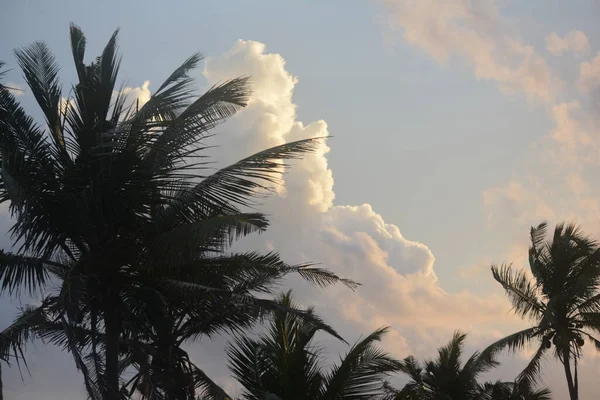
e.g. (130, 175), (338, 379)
(482, 222), (600, 400)
(478, 380), (551, 400)
(227, 291), (401, 400)
(122, 253), (348, 400)
(0, 25), (353, 400)
(385, 331), (498, 400)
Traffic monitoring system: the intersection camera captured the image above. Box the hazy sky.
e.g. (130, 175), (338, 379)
(2, 1), (600, 399)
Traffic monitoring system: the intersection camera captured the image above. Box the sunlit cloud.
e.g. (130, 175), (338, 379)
(377, 0), (562, 103)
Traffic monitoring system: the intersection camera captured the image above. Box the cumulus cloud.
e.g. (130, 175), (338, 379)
(1, 36), (575, 398)
(377, 0), (561, 102)
(545, 31), (589, 56)
(198, 41), (528, 390)
(117, 80), (152, 110)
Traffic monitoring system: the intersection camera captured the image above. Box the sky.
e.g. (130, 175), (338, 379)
(1, 0), (600, 398)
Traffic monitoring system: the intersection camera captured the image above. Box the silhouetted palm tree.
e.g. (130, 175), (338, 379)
(0, 25), (353, 400)
(482, 222), (600, 400)
(227, 291), (400, 399)
(123, 254), (348, 400)
(386, 332), (497, 400)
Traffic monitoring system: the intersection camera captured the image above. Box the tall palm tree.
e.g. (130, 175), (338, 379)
(386, 331), (498, 400)
(478, 380), (551, 400)
(227, 291), (401, 400)
(0, 25), (353, 400)
(482, 222), (600, 400)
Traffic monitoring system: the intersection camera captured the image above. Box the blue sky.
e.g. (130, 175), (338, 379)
(0, 0), (594, 282)
(2, 1), (600, 398)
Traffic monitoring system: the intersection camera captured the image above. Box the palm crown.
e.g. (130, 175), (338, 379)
(385, 332), (550, 400)
(482, 222), (600, 400)
(227, 291), (401, 400)
(388, 331), (497, 400)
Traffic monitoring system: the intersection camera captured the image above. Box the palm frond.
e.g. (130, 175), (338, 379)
(151, 213), (268, 266)
(321, 327), (401, 399)
(227, 334), (268, 400)
(191, 364), (232, 400)
(126, 52), (202, 129)
(491, 264), (545, 320)
(462, 349), (499, 380)
(0, 303), (48, 366)
(157, 53), (203, 94)
(0, 251), (66, 294)
(437, 330), (467, 372)
(397, 356), (423, 383)
(479, 327), (538, 361)
(156, 137), (328, 228)
(255, 296), (346, 344)
(516, 344), (547, 388)
(146, 76), (250, 167)
(14, 42), (63, 147)
(69, 23), (87, 84)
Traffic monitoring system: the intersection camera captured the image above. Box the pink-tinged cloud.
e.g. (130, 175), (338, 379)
(377, 0), (562, 103)
(191, 41), (536, 397)
(579, 51), (600, 93)
(545, 31), (589, 56)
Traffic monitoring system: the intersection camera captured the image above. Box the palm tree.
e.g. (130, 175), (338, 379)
(122, 253), (348, 400)
(227, 291), (401, 400)
(386, 331), (498, 400)
(482, 222), (600, 400)
(0, 25), (354, 400)
(478, 380), (551, 400)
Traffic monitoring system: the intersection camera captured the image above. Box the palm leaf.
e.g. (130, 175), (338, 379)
(146, 76), (250, 168)
(321, 327), (401, 399)
(156, 137), (328, 228)
(14, 42), (63, 147)
(191, 363), (232, 400)
(516, 344), (547, 388)
(151, 213), (268, 266)
(491, 264), (545, 320)
(0, 251), (67, 294)
(479, 328), (538, 361)
(0, 303), (48, 366)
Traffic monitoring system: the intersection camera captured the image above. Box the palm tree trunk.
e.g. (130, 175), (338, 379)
(0, 362), (4, 400)
(574, 356), (579, 394)
(562, 347), (578, 400)
(104, 299), (120, 400)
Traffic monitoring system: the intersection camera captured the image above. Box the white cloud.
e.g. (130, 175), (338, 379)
(545, 31), (589, 56)
(56, 82), (151, 121)
(118, 80), (151, 110)
(539, 101), (597, 167)
(578, 51), (600, 93)
(2, 34), (582, 398)
(374, 1), (600, 396)
(377, 0), (561, 103)
(197, 41), (530, 395)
